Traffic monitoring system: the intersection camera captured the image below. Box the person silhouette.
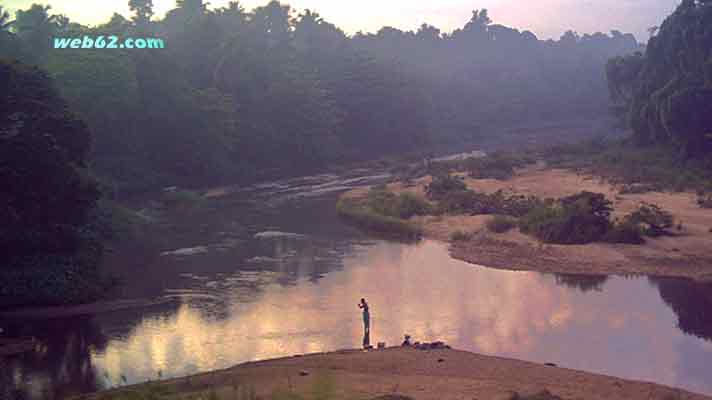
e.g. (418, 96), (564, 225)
(358, 298), (370, 348)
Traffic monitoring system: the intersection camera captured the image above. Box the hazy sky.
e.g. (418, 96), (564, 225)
(4, 0), (680, 41)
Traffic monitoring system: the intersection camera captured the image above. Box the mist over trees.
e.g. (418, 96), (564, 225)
(1, 1), (640, 194)
(606, 0), (712, 158)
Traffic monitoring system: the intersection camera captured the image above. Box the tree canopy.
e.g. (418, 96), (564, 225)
(606, 0), (712, 157)
(0, 1), (640, 194)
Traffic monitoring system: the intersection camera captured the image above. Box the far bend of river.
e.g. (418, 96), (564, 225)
(2, 170), (712, 399)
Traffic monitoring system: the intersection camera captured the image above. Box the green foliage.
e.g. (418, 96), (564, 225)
(437, 189), (542, 217)
(541, 138), (712, 192)
(450, 230), (474, 241)
(606, 1), (712, 157)
(625, 202), (674, 237)
(366, 188), (432, 219)
(6, 1), (640, 195)
(426, 174), (467, 200)
(1, 59), (100, 263)
(519, 192), (613, 244)
(466, 151), (535, 180)
(602, 220), (645, 244)
(487, 215), (517, 233)
(336, 198), (422, 239)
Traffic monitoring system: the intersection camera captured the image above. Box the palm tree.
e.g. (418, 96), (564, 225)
(13, 4), (58, 63)
(0, 6), (13, 31)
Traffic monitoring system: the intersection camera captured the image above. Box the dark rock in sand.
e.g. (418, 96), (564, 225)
(299, 370), (309, 376)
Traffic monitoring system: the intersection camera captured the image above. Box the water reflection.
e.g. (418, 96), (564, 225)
(1, 318), (108, 400)
(651, 277), (712, 342)
(553, 274), (609, 292)
(4, 240), (712, 398)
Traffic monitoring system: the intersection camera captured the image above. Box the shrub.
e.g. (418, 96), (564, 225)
(336, 199), (422, 239)
(697, 193), (712, 208)
(366, 188), (432, 219)
(602, 221), (645, 244)
(437, 189), (543, 217)
(487, 215), (517, 233)
(450, 230), (473, 241)
(396, 192), (433, 219)
(465, 151), (534, 180)
(625, 202), (674, 237)
(438, 190), (491, 214)
(426, 174), (467, 200)
(519, 192), (613, 244)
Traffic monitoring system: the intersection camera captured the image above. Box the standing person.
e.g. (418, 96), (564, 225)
(358, 298), (370, 348)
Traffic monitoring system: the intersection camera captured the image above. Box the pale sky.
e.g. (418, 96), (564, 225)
(4, 0), (680, 41)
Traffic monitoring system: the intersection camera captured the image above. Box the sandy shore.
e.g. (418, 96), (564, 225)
(346, 164), (712, 281)
(80, 347), (710, 400)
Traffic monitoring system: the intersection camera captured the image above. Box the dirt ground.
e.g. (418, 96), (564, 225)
(357, 164), (712, 281)
(83, 347), (710, 400)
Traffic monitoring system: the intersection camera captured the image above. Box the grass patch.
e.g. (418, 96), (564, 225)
(367, 187), (434, 219)
(486, 215), (517, 233)
(539, 138), (712, 193)
(336, 198), (422, 240)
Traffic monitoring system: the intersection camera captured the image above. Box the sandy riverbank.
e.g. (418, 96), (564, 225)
(79, 347), (710, 400)
(344, 164), (712, 281)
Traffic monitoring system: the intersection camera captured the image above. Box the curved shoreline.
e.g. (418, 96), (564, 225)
(81, 347), (711, 399)
(343, 165), (712, 282)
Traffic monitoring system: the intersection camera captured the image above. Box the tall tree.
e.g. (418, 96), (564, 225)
(128, 0), (154, 28)
(13, 4), (58, 64)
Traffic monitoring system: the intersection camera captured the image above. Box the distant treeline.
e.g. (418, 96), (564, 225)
(606, 0), (712, 158)
(1, 1), (640, 194)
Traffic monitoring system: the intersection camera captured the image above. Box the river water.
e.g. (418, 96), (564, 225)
(2, 171), (712, 399)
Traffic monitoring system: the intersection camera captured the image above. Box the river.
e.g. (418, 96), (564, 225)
(2, 171), (712, 399)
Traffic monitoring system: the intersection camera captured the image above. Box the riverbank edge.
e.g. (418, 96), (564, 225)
(337, 165), (712, 282)
(75, 347), (711, 400)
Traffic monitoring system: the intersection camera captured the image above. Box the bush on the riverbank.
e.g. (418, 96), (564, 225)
(336, 198), (422, 239)
(437, 188), (544, 218)
(602, 221), (645, 244)
(0, 255), (115, 308)
(539, 139), (712, 192)
(519, 192), (613, 244)
(624, 203), (674, 237)
(426, 174), (467, 200)
(487, 215), (517, 233)
(367, 188), (433, 219)
(465, 151), (535, 180)
(450, 230), (474, 241)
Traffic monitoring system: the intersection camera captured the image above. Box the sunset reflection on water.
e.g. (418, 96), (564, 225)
(87, 240), (712, 395)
